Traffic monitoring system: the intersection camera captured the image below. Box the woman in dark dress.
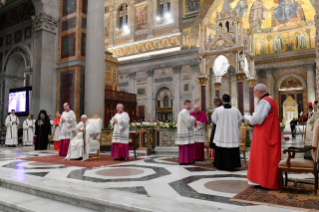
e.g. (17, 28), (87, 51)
(34, 110), (51, 150)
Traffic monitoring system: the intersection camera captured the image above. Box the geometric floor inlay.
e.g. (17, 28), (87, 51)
(96, 168), (144, 177)
(25, 172), (49, 177)
(109, 186), (149, 196)
(204, 180), (249, 194)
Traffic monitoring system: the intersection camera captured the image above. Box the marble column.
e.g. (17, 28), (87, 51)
(199, 76), (208, 112)
(230, 69), (238, 107)
(146, 70), (154, 120)
(85, 0), (105, 120)
(236, 72), (246, 115)
(129, 72), (136, 92)
(31, 12), (58, 117)
(213, 82), (221, 97)
(306, 63), (315, 103)
(315, 0), (319, 100)
(173, 66), (181, 121)
(266, 69), (274, 97)
(247, 79), (256, 115)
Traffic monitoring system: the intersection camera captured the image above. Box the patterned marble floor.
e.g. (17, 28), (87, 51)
(0, 135), (312, 212)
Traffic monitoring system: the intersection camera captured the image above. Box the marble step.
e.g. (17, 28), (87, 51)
(0, 187), (95, 212)
(0, 178), (147, 212)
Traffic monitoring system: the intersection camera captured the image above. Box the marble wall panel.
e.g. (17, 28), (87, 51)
(62, 0), (77, 17)
(61, 33), (76, 58)
(62, 17), (77, 32)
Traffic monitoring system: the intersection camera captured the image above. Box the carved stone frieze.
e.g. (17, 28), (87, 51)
(32, 12), (58, 33)
(305, 63), (315, 71)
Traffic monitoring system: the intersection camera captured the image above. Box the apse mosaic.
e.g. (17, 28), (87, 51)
(205, 0), (316, 55)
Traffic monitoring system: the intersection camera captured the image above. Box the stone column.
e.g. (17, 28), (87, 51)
(306, 63), (315, 103)
(146, 69), (154, 120)
(213, 82), (221, 97)
(173, 66), (181, 121)
(191, 62), (200, 104)
(236, 72), (246, 115)
(315, 0), (319, 100)
(199, 75), (208, 112)
(85, 0), (105, 120)
(247, 79), (256, 115)
(266, 69), (274, 97)
(129, 72), (136, 92)
(147, 0), (154, 39)
(31, 13), (58, 117)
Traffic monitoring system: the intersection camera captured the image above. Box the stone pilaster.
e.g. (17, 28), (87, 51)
(230, 70), (238, 107)
(171, 0), (180, 33)
(191, 62), (200, 105)
(31, 12), (58, 116)
(306, 63), (316, 103)
(129, 72), (136, 93)
(146, 69), (154, 119)
(173, 66), (181, 120)
(84, 0), (105, 120)
(147, 0), (154, 39)
(109, 5), (115, 47)
(266, 69), (274, 97)
(129, 1), (135, 42)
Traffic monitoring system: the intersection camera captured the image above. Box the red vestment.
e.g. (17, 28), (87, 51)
(247, 96), (281, 190)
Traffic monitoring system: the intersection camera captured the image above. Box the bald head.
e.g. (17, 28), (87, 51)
(254, 84), (268, 99)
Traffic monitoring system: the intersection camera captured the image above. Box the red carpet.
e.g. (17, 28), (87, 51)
(20, 154), (143, 168)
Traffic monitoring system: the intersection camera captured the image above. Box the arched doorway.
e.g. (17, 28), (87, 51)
(156, 87), (173, 122)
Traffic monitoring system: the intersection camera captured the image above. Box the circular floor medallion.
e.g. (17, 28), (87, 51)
(95, 168), (144, 177)
(204, 180), (249, 194)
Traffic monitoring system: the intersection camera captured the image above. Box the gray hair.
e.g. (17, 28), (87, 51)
(81, 114), (87, 119)
(254, 84), (267, 92)
(117, 103), (124, 108)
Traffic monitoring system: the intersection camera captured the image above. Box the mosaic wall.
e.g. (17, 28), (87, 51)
(136, 5), (148, 31)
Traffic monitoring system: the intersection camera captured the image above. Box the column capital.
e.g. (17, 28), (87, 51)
(198, 75), (208, 86)
(305, 63), (315, 71)
(265, 69), (274, 76)
(236, 72), (246, 82)
(173, 66), (182, 73)
(147, 69), (154, 77)
(32, 12), (58, 34)
(247, 79), (256, 88)
(129, 72), (136, 79)
(213, 82), (222, 90)
(190, 62), (200, 73)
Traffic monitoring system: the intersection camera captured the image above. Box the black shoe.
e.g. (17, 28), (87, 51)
(114, 158), (120, 161)
(119, 158), (125, 161)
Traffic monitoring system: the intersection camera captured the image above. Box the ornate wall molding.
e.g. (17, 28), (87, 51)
(147, 69), (154, 77)
(255, 53), (316, 66)
(275, 74), (307, 92)
(173, 66), (182, 73)
(3, 46), (31, 73)
(265, 69), (274, 76)
(32, 12), (58, 33)
(305, 63), (315, 72)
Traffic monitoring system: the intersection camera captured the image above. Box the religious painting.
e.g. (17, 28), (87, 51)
(137, 43), (145, 52)
(116, 49), (123, 56)
(61, 33), (76, 58)
(161, 38), (170, 47)
(170, 37), (178, 46)
(105, 17), (110, 39)
(295, 30), (308, 50)
(279, 77), (303, 91)
(130, 45), (137, 54)
(123, 47), (130, 55)
(24, 26), (31, 39)
(6, 34), (12, 45)
(17, 5), (26, 21)
(105, 6), (109, 13)
(14, 30), (22, 44)
(62, 17), (76, 32)
(135, 5), (148, 31)
(153, 40), (160, 49)
(0, 37), (3, 47)
(186, 0), (200, 13)
(62, 0), (77, 17)
(82, 0), (87, 14)
(81, 33), (86, 57)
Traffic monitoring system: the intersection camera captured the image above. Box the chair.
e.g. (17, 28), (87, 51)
(128, 128), (138, 160)
(205, 126), (212, 159)
(87, 115), (103, 160)
(238, 126), (247, 164)
(278, 118), (319, 195)
(48, 126), (55, 149)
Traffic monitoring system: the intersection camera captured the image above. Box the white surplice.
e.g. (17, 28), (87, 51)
(23, 119), (35, 145)
(59, 110), (76, 139)
(53, 125), (61, 141)
(65, 121), (97, 160)
(212, 105), (242, 148)
(176, 108), (195, 145)
(110, 112), (130, 144)
(246, 98), (271, 125)
(194, 121), (206, 143)
(5, 114), (19, 145)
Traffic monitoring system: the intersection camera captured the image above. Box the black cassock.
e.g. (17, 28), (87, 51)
(34, 118), (51, 150)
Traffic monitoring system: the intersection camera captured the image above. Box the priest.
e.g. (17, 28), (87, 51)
(65, 115), (97, 161)
(212, 94), (242, 170)
(176, 100), (195, 165)
(53, 112), (61, 150)
(246, 84), (281, 190)
(190, 104), (208, 161)
(23, 115), (35, 146)
(5, 109), (19, 146)
(110, 103), (130, 161)
(34, 110), (51, 150)
(59, 103), (76, 156)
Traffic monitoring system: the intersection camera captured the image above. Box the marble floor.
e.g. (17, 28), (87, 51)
(0, 135), (313, 212)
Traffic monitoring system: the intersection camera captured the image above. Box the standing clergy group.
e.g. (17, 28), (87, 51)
(23, 115), (35, 146)
(5, 109), (19, 146)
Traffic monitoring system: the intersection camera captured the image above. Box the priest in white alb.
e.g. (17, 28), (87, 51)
(59, 102), (76, 156)
(212, 94), (242, 171)
(5, 109), (19, 146)
(23, 115), (35, 146)
(176, 100), (195, 165)
(110, 103), (130, 161)
(65, 115), (97, 161)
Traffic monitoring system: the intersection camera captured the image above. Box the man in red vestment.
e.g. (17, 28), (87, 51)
(247, 84), (281, 190)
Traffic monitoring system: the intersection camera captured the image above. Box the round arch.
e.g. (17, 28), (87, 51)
(206, 54), (236, 72)
(275, 74), (307, 92)
(3, 45), (32, 73)
(152, 84), (175, 99)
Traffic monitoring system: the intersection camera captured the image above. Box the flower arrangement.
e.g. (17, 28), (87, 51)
(280, 121), (285, 129)
(206, 106), (214, 115)
(159, 122), (177, 130)
(130, 122), (158, 130)
(106, 124), (112, 129)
